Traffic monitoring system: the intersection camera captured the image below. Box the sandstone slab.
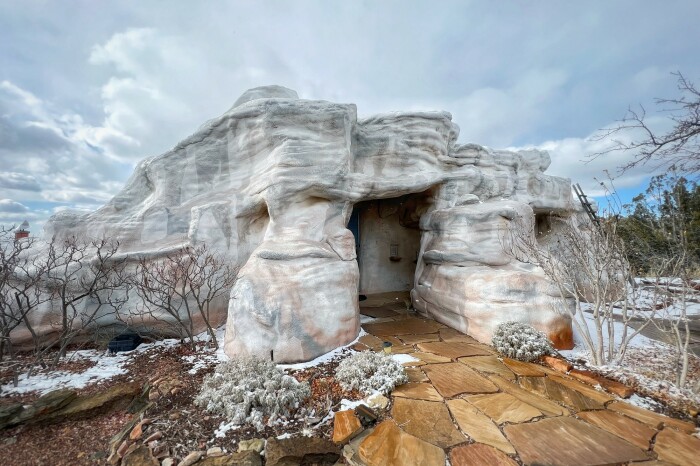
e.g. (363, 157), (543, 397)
(357, 420), (445, 466)
(411, 351), (452, 364)
(362, 317), (444, 337)
(504, 416), (648, 465)
(265, 436), (339, 466)
(577, 410), (656, 450)
(405, 367), (429, 383)
(458, 355), (516, 381)
(501, 358), (545, 377)
(450, 444), (518, 466)
(333, 410), (363, 444)
(653, 428), (700, 466)
(423, 363), (498, 397)
(547, 374), (612, 406)
(519, 376), (605, 411)
(607, 401), (696, 433)
(466, 392), (543, 424)
(417, 341), (491, 359)
(439, 327), (480, 343)
(398, 333), (440, 344)
(360, 308), (399, 319)
(486, 374), (569, 417)
(391, 397), (466, 448)
(446, 399), (515, 454)
(391, 383), (443, 402)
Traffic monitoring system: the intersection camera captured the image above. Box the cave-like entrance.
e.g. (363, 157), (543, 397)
(349, 191), (431, 296)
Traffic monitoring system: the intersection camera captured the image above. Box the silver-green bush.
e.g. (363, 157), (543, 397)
(336, 351), (408, 395)
(194, 357), (310, 431)
(492, 321), (554, 362)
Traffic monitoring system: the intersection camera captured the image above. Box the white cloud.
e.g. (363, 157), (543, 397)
(0, 199), (29, 213)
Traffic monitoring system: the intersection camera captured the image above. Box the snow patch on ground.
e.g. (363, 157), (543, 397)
(391, 353), (419, 364)
(0, 349), (130, 396)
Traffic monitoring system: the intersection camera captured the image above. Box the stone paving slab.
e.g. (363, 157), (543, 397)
(577, 409), (657, 450)
(362, 316), (444, 336)
(416, 341), (492, 359)
(450, 444), (518, 466)
(486, 374), (569, 417)
(653, 427), (700, 466)
(518, 376), (605, 411)
(360, 307), (400, 319)
(446, 399), (516, 454)
(397, 333), (440, 344)
(465, 392), (543, 424)
(391, 383), (443, 402)
(607, 401), (697, 433)
(439, 327), (480, 343)
(404, 367), (428, 383)
(423, 363), (499, 397)
(411, 351), (452, 364)
(390, 398), (466, 448)
(457, 355), (516, 381)
(356, 420), (445, 466)
(502, 358), (546, 377)
(346, 301), (698, 466)
(503, 417), (649, 465)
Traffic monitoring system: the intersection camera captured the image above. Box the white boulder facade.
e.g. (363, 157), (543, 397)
(42, 86), (576, 362)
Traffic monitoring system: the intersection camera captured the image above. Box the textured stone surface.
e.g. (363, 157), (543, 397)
(457, 356), (516, 381)
(411, 351), (452, 364)
(439, 327), (480, 343)
(606, 401), (696, 433)
(446, 399), (515, 454)
(20, 86), (580, 361)
(653, 428), (700, 466)
(577, 410), (656, 450)
(546, 375), (612, 406)
(542, 355), (572, 373)
(416, 341), (492, 359)
(265, 437), (339, 466)
(199, 451), (262, 466)
(466, 393), (543, 424)
(504, 417), (649, 465)
(362, 317), (444, 337)
(518, 376), (605, 411)
(391, 383), (443, 402)
(423, 363), (498, 397)
(405, 368), (429, 383)
(391, 398), (466, 448)
(333, 410), (363, 444)
(450, 444), (518, 466)
(398, 333), (440, 344)
(357, 420), (445, 465)
(486, 374), (569, 417)
(501, 358), (545, 377)
(121, 445), (159, 466)
(360, 308), (399, 319)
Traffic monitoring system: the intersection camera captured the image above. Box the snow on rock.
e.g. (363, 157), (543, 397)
(25, 85), (580, 363)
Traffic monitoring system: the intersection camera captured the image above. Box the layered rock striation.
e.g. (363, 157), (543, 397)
(31, 85), (577, 362)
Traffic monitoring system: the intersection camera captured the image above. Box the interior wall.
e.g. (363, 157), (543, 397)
(356, 198), (423, 294)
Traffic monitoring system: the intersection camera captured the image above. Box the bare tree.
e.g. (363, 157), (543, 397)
(0, 226), (37, 360)
(504, 212), (654, 366)
(593, 72), (700, 174)
(41, 236), (129, 365)
(129, 244), (237, 350)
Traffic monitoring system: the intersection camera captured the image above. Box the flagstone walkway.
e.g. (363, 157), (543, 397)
(340, 294), (700, 466)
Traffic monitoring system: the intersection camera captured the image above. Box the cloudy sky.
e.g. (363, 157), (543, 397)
(1, 1), (699, 232)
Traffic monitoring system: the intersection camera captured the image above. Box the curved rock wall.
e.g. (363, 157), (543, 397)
(24, 86), (577, 362)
